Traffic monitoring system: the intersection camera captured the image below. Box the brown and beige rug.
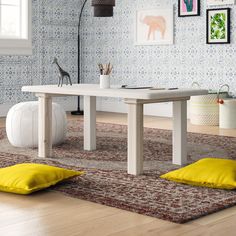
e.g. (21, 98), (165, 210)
(0, 121), (236, 223)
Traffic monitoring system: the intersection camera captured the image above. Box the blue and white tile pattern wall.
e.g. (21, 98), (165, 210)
(0, 0), (80, 112)
(81, 0), (236, 94)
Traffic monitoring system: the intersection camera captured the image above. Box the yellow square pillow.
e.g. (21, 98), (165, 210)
(160, 158), (236, 190)
(0, 163), (84, 194)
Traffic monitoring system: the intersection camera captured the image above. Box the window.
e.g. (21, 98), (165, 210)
(0, 0), (32, 55)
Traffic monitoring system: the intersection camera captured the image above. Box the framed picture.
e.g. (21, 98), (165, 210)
(206, 8), (230, 44)
(207, 0), (234, 6)
(178, 0), (200, 17)
(135, 7), (173, 45)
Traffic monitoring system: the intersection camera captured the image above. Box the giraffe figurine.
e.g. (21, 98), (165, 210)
(52, 58), (72, 87)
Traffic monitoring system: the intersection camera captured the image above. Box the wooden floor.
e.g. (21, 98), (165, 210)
(0, 112), (236, 236)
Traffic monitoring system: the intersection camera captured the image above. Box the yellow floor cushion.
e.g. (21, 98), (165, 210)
(160, 158), (236, 190)
(0, 163), (84, 194)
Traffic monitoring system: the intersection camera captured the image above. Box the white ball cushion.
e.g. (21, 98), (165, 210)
(6, 101), (67, 148)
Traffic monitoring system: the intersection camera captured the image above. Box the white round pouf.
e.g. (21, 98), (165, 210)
(6, 101), (67, 148)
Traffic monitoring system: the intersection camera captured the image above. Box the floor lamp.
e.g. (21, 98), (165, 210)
(71, 0), (115, 115)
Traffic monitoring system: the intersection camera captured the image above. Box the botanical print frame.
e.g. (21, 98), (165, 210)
(135, 7), (174, 45)
(207, 0), (235, 6)
(206, 8), (230, 44)
(178, 0), (200, 17)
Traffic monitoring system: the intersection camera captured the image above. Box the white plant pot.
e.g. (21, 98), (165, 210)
(219, 99), (236, 129)
(100, 75), (110, 89)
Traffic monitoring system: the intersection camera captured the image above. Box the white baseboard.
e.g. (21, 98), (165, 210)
(0, 97), (77, 117)
(0, 104), (12, 117)
(81, 98), (191, 118)
(96, 100), (173, 117)
(1, 98), (190, 118)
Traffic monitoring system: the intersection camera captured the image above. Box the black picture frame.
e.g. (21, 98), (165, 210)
(178, 0), (200, 17)
(206, 8), (230, 44)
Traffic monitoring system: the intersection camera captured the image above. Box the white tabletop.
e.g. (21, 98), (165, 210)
(22, 84), (208, 100)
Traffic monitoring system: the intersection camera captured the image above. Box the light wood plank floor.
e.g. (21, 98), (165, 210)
(0, 112), (236, 236)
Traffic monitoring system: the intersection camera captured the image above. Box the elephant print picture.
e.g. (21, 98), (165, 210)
(135, 8), (173, 45)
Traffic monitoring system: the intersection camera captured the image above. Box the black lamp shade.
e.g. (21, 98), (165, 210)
(92, 0), (115, 17)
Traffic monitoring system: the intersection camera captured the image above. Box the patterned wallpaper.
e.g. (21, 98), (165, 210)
(81, 0), (236, 96)
(1, 0), (236, 115)
(0, 0), (80, 108)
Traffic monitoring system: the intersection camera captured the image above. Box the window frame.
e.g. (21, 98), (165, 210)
(0, 0), (32, 55)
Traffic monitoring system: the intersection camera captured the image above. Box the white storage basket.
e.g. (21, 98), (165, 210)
(190, 83), (229, 126)
(219, 99), (236, 129)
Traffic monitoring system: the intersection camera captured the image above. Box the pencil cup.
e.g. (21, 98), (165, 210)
(100, 75), (110, 89)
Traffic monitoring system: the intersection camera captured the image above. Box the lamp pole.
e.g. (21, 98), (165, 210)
(71, 0), (115, 115)
(71, 0), (88, 115)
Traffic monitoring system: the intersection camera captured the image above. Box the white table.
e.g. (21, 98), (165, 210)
(22, 84), (208, 175)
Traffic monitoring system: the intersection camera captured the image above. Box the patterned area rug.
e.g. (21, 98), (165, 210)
(0, 121), (236, 223)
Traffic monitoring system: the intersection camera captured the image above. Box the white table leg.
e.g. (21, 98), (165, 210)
(127, 102), (144, 175)
(173, 100), (187, 165)
(37, 94), (52, 158)
(84, 96), (96, 151)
